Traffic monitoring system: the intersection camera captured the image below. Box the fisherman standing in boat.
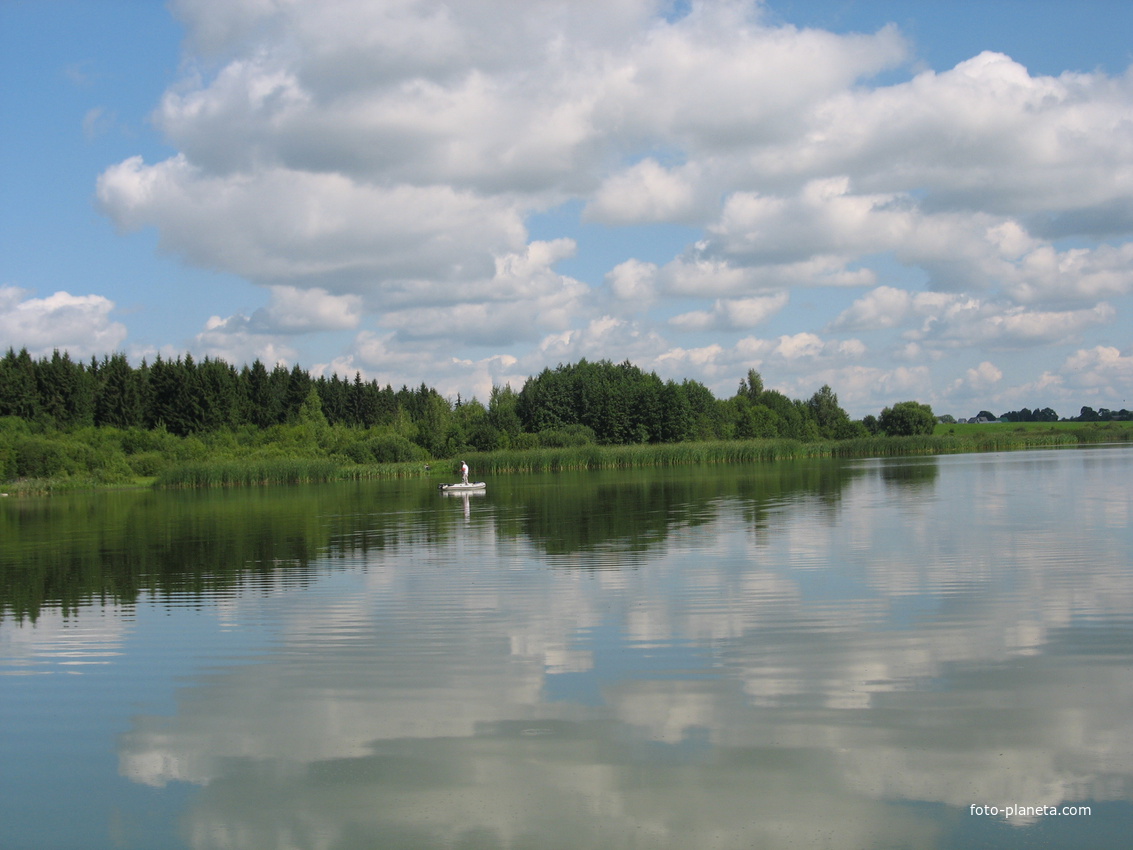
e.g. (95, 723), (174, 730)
(460, 460), (469, 485)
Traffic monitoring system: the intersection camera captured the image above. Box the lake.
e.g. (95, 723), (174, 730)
(2, 446), (1131, 849)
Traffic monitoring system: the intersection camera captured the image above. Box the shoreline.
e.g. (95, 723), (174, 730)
(3, 422), (1130, 495)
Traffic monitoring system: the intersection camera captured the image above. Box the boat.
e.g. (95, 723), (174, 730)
(438, 481), (486, 492)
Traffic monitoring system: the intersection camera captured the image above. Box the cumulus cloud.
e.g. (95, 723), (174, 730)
(833, 285), (1116, 350)
(190, 286), (360, 365)
(585, 159), (706, 224)
(777, 51), (1133, 219)
(669, 292), (789, 331)
(931, 302), (1117, 348)
(194, 314), (299, 366)
(965, 360), (1004, 390)
(87, 0), (1133, 412)
(98, 155), (525, 288)
(259, 286), (362, 332)
(606, 258), (659, 303)
(0, 286), (127, 357)
(1060, 345), (1133, 393)
(96, 1), (911, 293)
(1006, 242), (1133, 305)
(372, 240), (590, 346)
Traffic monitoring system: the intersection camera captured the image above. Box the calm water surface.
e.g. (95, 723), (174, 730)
(2, 447), (1132, 849)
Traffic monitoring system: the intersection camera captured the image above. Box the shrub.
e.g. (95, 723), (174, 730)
(537, 424), (597, 448)
(14, 437), (69, 478)
(128, 451), (168, 477)
(879, 401), (936, 437)
(344, 434), (427, 464)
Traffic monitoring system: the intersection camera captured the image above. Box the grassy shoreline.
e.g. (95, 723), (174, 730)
(3, 421), (1129, 494)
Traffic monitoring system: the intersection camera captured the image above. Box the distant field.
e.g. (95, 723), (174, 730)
(936, 420), (1133, 436)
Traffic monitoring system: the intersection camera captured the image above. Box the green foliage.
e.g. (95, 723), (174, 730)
(879, 401), (937, 436)
(13, 437), (69, 478)
(156, 458), (341, 488)
(127, 451), (168, 477)
(806, 384), (861, 439)
(517, 359), (670, 444)
(1073, 405), (1131, 422)
(487, 384), (522, 441)
(0, 349), (38, 419)
(536, 424), (597, 448)
(9, 347), (1112, 492)
(342, 433), (427, 464)
(1001, 406), (1059, 422)
(297, 386), (329, 430)
(737, 368), (764, 402)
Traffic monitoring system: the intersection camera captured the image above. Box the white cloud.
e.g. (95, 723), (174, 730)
(1060, 345), (1133, 393)
(0, 286), (127, 357)
(830, 286), (916, 331)
(191, 286), (359, 364)
(785, 52), (1133, 219)
(375, 240), (590, 345)
(605, 258), (659, 303)
(87, 0), (1133, 411)
(946, 302), (1116, 347)
(258, 286), (362, 332)
(1006, 242), (1133, 305)
(97, 1), (911, 294)
(834, 286), (1116, 350)
(965, 360), (1004, 390)
(585, 159), (705, 224)
(669, 292), (788, 331)
(98, 155), (526, 288)
(194, 314), (298, 366)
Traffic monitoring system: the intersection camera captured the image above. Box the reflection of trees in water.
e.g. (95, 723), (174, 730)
(0, 483), (474, 621)
(1, 490), (324, 621)
(1, 458), (903, 619)
(502, 476), (700, 560)
(503, 462), (866, 561)
(736, 460), (866, 544)
(878, 458), (940, 491)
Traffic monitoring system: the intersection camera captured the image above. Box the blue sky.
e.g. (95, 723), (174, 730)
(2, 0), (1132, 417)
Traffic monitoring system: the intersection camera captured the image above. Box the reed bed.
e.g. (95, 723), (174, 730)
(156, 458), (341, 488)
(465, 430), (1105, 475)
(145, 425), (1128, 489)
(468, 439), (848, 474)
(334, 461), (435, 481)
(155, 458), (435, 488)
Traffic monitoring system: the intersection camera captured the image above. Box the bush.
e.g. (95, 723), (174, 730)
(93, 456), (134, 484)
(344, 434), (427, 464)
(14, 437), (69, 478)
(879, 401), (936, 437)
(121, 426), (174, 455)
(128, 451), (168, 477)
(537, 424), (597, 448)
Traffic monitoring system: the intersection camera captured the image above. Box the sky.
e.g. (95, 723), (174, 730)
(2, 0), (1132, 419)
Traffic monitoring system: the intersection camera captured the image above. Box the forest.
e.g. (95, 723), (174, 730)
(0, 347), (934, 486)
(0, 348), (876, 443)
(4, 346), (1126, 490)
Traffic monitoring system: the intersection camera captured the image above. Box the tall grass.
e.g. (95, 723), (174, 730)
(333, 461), (436, 481)
(463, 429), (1116, 476)
(15, 420), (1132, 491)
(155, 458), (435, 488)
(156, 458), (341, 488)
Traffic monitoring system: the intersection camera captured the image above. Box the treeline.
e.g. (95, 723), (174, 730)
(0, 349), (878, 447)
(971, 406), (1131, 423)
(1071, 406), (1132, 422)
(999, 407), (1059, 422)
(1, 348), (948, 485)
(0, 348), (450, 436)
